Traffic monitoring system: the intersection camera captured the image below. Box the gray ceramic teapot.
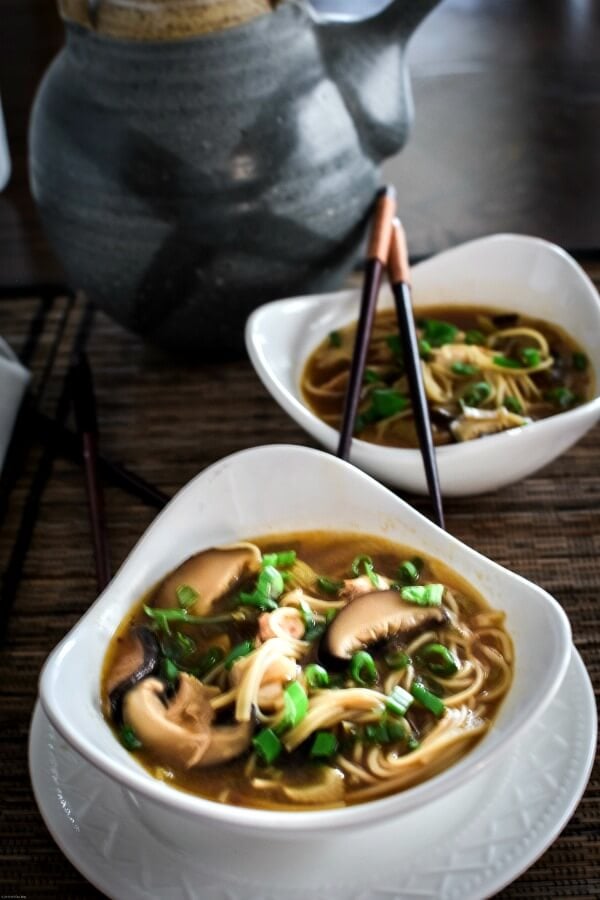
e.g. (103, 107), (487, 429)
(30, 0), (439, 354)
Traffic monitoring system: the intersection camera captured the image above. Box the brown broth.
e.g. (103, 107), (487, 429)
(101, 531), (513, 810)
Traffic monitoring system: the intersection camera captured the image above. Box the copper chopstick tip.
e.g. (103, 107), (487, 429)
(388, 218), (412, 287)
(367, 185), (397, 263)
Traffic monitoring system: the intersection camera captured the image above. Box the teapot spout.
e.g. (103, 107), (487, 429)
(314, 0), (440, 162)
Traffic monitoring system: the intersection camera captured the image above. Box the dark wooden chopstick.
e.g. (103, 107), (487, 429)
(388, 219), (445, 529)
(69, 352), (112, 592)
(337, 185), (397, 459)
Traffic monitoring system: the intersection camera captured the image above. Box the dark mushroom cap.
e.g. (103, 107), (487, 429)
(108, 626), (160, 724)
(321, 590), (447, 661)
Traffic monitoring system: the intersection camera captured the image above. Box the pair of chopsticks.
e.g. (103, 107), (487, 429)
(336, 186), (445, 530)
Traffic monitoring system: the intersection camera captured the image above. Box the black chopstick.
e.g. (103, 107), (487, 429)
(69, 353), (112, 593)
(388, 219), (445, 529)
(0, 301), (95, 644)
(337, 185), (397, 460)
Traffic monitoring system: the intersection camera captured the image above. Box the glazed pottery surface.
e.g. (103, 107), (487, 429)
(30, 0), (438, 353)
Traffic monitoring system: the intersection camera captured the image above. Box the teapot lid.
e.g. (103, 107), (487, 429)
(58, 0), (279, 40)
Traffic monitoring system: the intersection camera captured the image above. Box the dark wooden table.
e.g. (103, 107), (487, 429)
(0, 1), (599, 897)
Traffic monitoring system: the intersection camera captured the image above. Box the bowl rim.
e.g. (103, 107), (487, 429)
(245, 232), (600, 464)
(38, 443), (573, 834)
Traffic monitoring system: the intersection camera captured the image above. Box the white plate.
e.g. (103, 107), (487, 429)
(29, 648), (596, 900)
(245, 234), (600, 496)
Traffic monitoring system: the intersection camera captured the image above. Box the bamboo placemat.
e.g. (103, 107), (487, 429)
(0, 274), (598, 899)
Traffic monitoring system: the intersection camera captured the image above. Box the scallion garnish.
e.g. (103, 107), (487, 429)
(175, 631), (196, 656)
(310, 731), (339, 758)
(196, 645), (225, 676)
(400, 583), (444, 606)
(383, 648), (411, 670)
(451, 362), (479, 377)
(422, 320), (458, 347)
(161, 657), (180, 683)
(418, 338), (432, 359)
(223, 640), (254, 670)
(385, 333), (404, 361)
(239, 564), (284, 611)
(572, 351), (588, 372)
(143, 605), (243, 635)
(350, 554), (381, 588)
(261, 550), (297, 568)
(411, 681), (446, 717)
(176, 584), (199, 609)
(385, 685), (414, 717)
(465, 328), (485, 345)
(398, 558), (422, 585)
(545, 387), (576, 408)
(305, 663), (330, 689)
(520, 347), (541, 367)
(350, 650), (378, 685)
(120, 725), (142, 751)
(370, 387), (409, 418)
(504, 395), (523, 414)
(253, 728), (282, 764)
(317, 575), (343, 595)
(275, 681), (308, 734)
(493, 354), (522, 369)
(329, 330), (342, 348)
(462, 381), (492, 407)
(363, 368), (381, 384)
(418, 642), (459, 677)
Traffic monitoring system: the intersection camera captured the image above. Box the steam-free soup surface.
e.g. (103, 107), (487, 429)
(102, 531), (513, 811)
(301, 306), (593, 447)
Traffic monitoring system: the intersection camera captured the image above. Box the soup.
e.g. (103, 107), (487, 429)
(301, 306), (593, 447)
(102, 531), (513, 811)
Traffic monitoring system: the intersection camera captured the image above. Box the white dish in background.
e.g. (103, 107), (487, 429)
(245, 234), (600, 496)
(39, 444), (571, 852)
(29, 649), (596, 899)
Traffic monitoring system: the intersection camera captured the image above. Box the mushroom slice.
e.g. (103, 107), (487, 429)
(322, 590), (446, 660)
(450, 406), (530, 442)
(154, 542), (262, 614)
(122, 674), (252, 769)
(107, 626), (160, 723)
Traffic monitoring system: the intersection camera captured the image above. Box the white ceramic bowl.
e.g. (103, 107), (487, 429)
(246, 234), (600, 496)
(39, 444), (572, 849)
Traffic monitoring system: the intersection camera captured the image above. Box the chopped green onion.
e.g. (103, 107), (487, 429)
(383, 648), (411, 670)
(143, 605), (240, 635)
(365, 722), (390, 744)
(298, 598), (326, 642)
(175, 631), (196, 656)
(385, 685), (414, 717)
(351, 554), (381, 588)
(520, 347), (541, 367)
(465, 328), (485, 345)
(253, 728), (282, 764)
(176, 584), (199, 609)
(493, 354), (522, 369)
(161, 657), (180, 683)
(350, 650), (378, 685)
(407, 737), (420, 751)
(305, 664), (330, 689)
(196, 646), (225, 676)
(329, 330), (342, 348)
(223, 640), (254, 670)
(370, 388), (409, 418)
(120, 725), (142, 751)
(310, 731), (339, 758)
(504, 395), (523, 414)
(386, 719), (407, 742)
(400, 583), (444, 606)
(572, 351), (588, 372)
(418, 338), (432, 359)
(239, 564), (284, 611)
(451, 362), (479, 377)
(418, 642), (459, 677)
(363, 368), (381, 384)
(261, 550), (297, 568)
(545, 387), (576, 408)
(422, 320), (459, 348)
(398, 558), (421, 585)
(411, 681), (446, 717)
(275, 681), (309, 733)
(317, 575), (343, 595)
(385, 333), (404, 361)
(462, 381), (492, 407)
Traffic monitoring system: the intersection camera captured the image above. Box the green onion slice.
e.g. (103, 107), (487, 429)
(143, 605), (242, 635)
(310, 731), (339, 758)
(422, 320), (458, 347)
(411, 681), (446, 717)
(462, 381), (492, 407)
(261, 550), (297, 568)
(504, 395), (523, 414)
(350, 650), (378, 685)
(493, 354), (522, 369)
(305, 664), (330, 689)
(398, 558), (422, 585)
(418, 338), (432, 359)
(253, 728), (282, 764)
(419, 642), (459, 677)
(196, 646), (225, 677)
(223, 640), (255, 670)
(385, 685), (414, 717)
(120, 725), (142, 751)
(572, 351), (588, 372)
(451, 362), (479, 377)
(465, 328), (485, 345)
(317, 575), (343, 595)
(176, 584), (199, 609)
(400, 583), (444, 607)
(545, 387), (576, 408)
(363, 368), (382, 384)
(383, 648), (411, 670)
(161, 657), (180, 684)
(520, 347), (541, 367)
(329, 330), (342, 348)
(275, 681), (309, 734)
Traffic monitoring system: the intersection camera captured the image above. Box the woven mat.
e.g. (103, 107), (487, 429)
(0, 274), (598, 899)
